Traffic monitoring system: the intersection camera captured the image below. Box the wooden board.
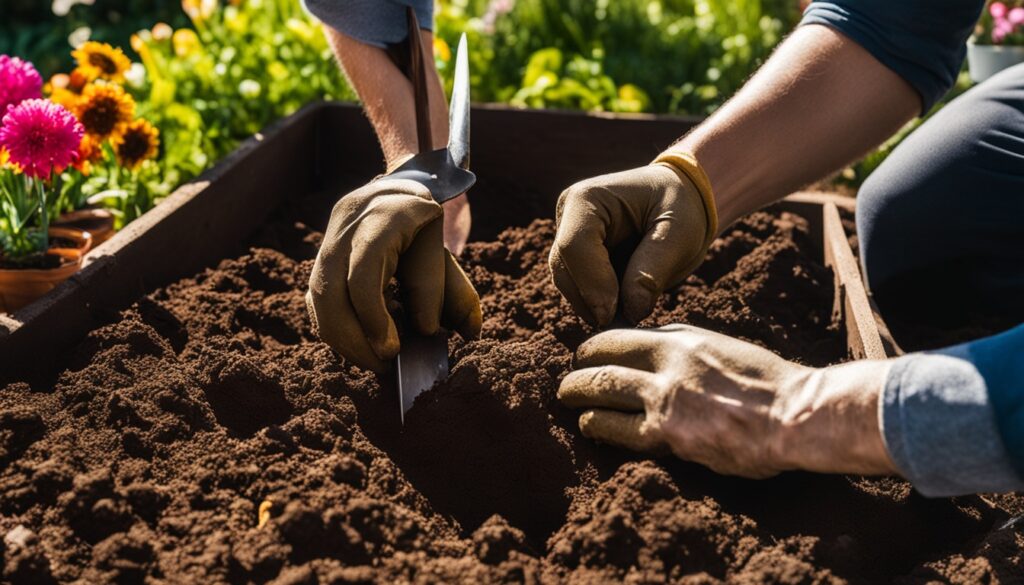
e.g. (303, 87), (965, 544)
(821, 201), (887, 360)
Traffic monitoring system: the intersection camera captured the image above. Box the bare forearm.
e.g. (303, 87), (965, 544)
(323, 26), (449, 170)
(675, 25), (920, 229)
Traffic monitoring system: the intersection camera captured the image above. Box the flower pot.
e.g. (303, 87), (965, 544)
(53, 207), (116, 245)
(967, 40), (1024, 83)
(0, 227), (93, 314)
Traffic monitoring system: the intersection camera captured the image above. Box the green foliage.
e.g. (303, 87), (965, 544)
(509, 48), (651, 112)
(0, 0), (186, 77)
(0, 170), (63, 263)
(437, 0), (785, 115)
(126, 0), (354, 200)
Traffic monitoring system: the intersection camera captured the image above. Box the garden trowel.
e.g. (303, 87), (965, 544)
(388, 10), (475, 423)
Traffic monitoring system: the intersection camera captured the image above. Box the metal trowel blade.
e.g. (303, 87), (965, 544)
(396, 333), (449, 424)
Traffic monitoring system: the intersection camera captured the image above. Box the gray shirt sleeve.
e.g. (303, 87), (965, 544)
(880, 346), (1024, 497)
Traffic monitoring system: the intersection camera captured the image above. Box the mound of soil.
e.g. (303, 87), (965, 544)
(1, 196), (1021, 584)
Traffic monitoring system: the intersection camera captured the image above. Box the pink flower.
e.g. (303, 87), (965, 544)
(993, 16), (1015, 42)
(1009, 6), (1024, 24)
(991, 1), (1008, 19)
(0, 55), (43, 118)
(0, 99), (83, 179)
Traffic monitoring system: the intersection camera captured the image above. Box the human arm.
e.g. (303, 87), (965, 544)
(550, 0), (984, 326)
(558, 324), (1024, 495)
(321, 25), (449, 171)
(310, 1), (470, 252)
(303, 5), (482, 371)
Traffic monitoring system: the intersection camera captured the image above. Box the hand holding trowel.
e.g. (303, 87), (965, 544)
(389, 13), (475, 422)
(304, 10), (481, 422)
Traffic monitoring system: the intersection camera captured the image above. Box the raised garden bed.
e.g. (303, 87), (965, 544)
(1, 104), (1021, 583)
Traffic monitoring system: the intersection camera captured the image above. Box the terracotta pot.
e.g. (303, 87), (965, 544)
(0, 227), (93, 314)
(53, 207), (116, 245)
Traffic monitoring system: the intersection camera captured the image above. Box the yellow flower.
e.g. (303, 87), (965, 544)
(224, 6), (249, 34)
(172, 29), (202, 58)
(72, 41), (131, 83)
(182, 0), (218, 22)
(434, 37), (452, 63)
(130, 33), (146, 55)
(285, 18), (315, 42)
(268, 61), (288, 81)
(74, 83), (136, 140)
(46, 68), (95, 110)
(1, 148), (22, 174)
(112, 119), (160, 170)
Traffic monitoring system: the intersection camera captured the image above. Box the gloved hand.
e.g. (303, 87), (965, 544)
(558, 324), (896, 478)
(306, 178), (482, 372)
(549, 152), (718, 327)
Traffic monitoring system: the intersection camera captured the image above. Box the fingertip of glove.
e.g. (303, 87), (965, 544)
(622, 291), (657, 326)
(357, 356), (392, 374)
(369, 337), (400, 364)
(549, 249), (614, 327)
(622, 269), (668, 324)
(408, 310), (442, 338)
(454, 303), (483, 340)
(578, 410), (598, 438)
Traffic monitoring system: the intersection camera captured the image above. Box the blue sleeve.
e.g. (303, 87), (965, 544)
(302, 0), (434, 48)
(964, 323), (1024, 476)
(800, 0), (985, 113)
(881, 323), (1024, 497)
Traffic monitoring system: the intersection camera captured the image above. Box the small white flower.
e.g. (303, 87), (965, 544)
(239, 79), (262, 98)
(67, 26), (92, 48)
(52, 0), (95, 17)
(125, 63), (146, 89)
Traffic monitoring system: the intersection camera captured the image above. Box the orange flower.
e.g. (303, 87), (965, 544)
(72, 134), (104, 175)
(72, 41), (131, 83)
(47, 73), (79, 110)
(74, 83), (135, 141)
(68, 68), (92, 92)
(112, 119), (159, 170)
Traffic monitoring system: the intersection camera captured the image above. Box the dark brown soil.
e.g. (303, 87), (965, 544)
(1, 194), (1022, 584)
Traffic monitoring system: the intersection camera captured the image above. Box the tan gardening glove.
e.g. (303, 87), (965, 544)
(549, 152), (718, 327)
(558, 325), (896, 478)
(306, 178), (482, 372)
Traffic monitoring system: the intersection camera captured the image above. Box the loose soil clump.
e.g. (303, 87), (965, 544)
(1, 193), (1021, 584)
